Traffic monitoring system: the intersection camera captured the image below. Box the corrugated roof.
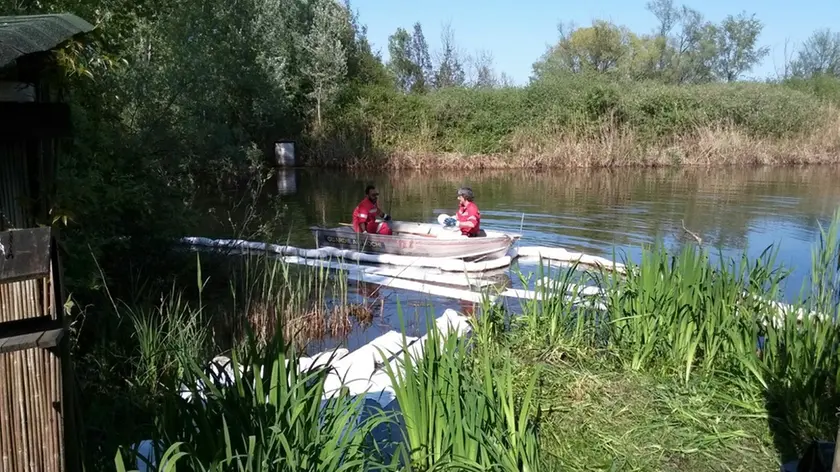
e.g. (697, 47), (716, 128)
(0, 13), (94, 69)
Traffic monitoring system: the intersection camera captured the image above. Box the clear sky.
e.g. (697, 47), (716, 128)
(349, 0), (838, 85)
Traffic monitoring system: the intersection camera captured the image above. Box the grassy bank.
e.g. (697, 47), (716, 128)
(90, 211), (840, 471)
(310, 76), (840, 169)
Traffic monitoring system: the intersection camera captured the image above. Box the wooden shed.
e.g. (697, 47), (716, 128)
(1, 13), (94, 472)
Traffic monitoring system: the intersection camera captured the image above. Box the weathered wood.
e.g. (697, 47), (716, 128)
(0, 227), (52, 283)
(0, 102), (72, 139)
(0, 315), (63, 353)
(0, 327), (63, 353)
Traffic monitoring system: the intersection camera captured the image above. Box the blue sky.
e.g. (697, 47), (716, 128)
(349, 0), (838, 85)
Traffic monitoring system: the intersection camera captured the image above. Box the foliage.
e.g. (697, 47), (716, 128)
(531, 2), (768, 84)
(115, 332), (388, 472)
(378, 314), (542, 471)
(790, 29), (840, 79)
(511, 209), (840, 456)
(334, 75), (827, 157)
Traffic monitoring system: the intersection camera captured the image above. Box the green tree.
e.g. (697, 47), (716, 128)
(387, 27), (421, 92)
(712, 12), (769, 81)
(410, 22), (433, 91)
(531, 20), (635, 79)
(299, 0), (349, 129)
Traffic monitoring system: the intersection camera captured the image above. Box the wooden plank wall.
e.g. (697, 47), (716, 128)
(0, 141), (66, 472)
(0, 278), (64, 472)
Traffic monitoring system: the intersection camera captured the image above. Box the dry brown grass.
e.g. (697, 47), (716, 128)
(323, 110), (840, 170)
(239, 298), (377, 349)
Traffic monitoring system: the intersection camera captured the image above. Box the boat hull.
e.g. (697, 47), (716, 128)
(310, 223), (518, 261)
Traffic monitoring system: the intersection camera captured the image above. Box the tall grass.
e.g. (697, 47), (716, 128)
(515, 210), (840, 452)
(129, 285), (210, 393)
(379, 312), (542, 471)
(222, 253), (357, 350)
(115, 332), (389, 472)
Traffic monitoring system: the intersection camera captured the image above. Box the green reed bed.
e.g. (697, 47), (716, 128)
(95, 211), (840, 471)
(508, 210), (840, 468)
(379, 311), (541, 472)
(112, 310), (542, 472)
(116, 333), (389, 472)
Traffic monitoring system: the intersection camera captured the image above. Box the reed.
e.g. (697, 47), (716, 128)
(223, 253), (357, 350)
(379, 309), (542, 472)
(115, 330), (389, 472)
(509, 209), (840, 455)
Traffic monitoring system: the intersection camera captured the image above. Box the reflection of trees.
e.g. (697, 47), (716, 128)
(231, 166), (840, 257)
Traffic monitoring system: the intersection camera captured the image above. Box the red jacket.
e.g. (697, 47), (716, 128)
(456, 201), (480, 237)
(352, 198), (380, 233)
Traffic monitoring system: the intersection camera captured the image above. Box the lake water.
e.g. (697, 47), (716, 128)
(210, 166), (840, 352)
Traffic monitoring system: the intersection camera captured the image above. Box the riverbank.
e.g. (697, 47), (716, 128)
(90, 211), (840, 471)
(306, 78), (840, 169)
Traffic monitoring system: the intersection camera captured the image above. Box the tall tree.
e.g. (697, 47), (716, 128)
(791, 29), (840, 78)
(712, 12), (769, 81)
(387, 27), (422, 92)
(410, 22), (433, 91)
(433, 22), (465, 88)
(670, 6), (718, 84)
(299, 0), (349, 129)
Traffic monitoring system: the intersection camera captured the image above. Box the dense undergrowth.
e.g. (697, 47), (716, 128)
(82, 211), (840, 472)
(312, 75), (840, 168)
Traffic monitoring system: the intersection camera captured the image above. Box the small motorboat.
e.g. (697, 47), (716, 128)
(309, 220), (521, 261)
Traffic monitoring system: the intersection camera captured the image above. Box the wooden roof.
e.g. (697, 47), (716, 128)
(0, 13), (93, 69)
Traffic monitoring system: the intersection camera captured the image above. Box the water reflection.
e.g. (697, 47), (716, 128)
(259, 166), (840, 296)
(274, 168), (297, 196)
(206, 166), (840, 351)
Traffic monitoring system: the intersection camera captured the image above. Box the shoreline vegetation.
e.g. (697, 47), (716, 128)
(308, 80), (840, 169)
(6, 0), (840, 470)
(103, 211), (840, 471)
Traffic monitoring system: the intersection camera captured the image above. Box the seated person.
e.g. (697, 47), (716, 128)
(352, 185), (392, 235)
(451, 187), (480, 237)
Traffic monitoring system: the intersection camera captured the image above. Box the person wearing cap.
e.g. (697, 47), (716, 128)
(352, 185), (392, 235)
(447, 187), (481, 237)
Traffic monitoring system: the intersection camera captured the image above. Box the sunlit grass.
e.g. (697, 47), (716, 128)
(115, 331), (389, 472)
(98, 210), (840, 471)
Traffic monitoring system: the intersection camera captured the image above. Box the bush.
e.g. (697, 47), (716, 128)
(348, 77), (830, 158)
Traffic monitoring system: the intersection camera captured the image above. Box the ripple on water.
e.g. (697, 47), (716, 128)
(203, 166), (840, 351)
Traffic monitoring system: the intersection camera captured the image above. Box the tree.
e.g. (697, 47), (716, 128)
(531, 20), (635, 80)
(712, 12), (769, 81)
(410, 22), (433, 91)
(433, 22), (465, 88)
(468, 49), (497, 88)
(672, 7), (718, 83)
(791, 29), (840, 78)
(387, 27), (421, 92)
(498, 72), (516, 87)
(299, 0), (348, 129)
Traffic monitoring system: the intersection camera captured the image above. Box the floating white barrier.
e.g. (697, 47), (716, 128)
(181, 236), (512, 273)
(515, 246), (626, 273)
(181, 237), (627, 274)
(281, 256), (497, 288)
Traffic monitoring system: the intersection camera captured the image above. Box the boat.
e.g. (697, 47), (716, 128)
(309, 221), (521, 261)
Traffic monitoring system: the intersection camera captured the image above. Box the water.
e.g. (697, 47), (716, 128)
(207, 166), (840, 352)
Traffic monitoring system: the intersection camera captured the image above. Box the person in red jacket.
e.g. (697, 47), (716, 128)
(352, 185), (392, 235)
(454, 187), (480, 237)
